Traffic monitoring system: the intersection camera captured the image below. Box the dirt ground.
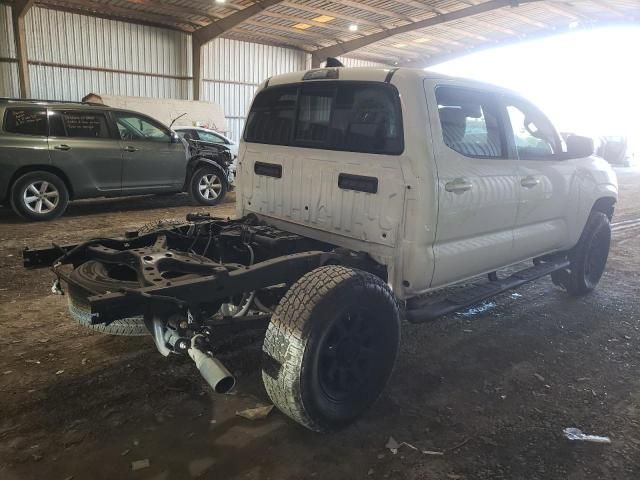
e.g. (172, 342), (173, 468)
(1, 170), (639, 480)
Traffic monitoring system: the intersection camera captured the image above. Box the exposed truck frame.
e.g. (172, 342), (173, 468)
(24, 214), (385, 391)
(23, 210), (575, 394)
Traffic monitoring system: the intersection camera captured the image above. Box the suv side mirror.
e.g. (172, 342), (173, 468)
(170, 132), (181, 144)
(565, 135), (594, 159)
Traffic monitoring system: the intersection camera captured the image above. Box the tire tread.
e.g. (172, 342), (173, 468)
(262, 265), (395, 431)
(563, 211), (611, 296)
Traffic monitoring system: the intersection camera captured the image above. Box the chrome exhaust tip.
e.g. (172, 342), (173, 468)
(188, 338), (236, 394)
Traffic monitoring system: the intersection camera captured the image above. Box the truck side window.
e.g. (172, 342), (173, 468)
(505, 101), (559, 159)
(436, 86), (505, 159)
(3, 108), (47, 136)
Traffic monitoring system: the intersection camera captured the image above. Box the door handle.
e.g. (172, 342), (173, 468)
(123, 146), (138, 152)
(521, 176), (540, 188)
(54, 144), (71, 151)
(445, 178), (473, 193)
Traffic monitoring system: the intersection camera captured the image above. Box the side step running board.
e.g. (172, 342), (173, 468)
(405, 259), (570, 324)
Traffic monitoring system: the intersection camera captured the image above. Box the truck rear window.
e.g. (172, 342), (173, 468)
(244, 82), (403, 155)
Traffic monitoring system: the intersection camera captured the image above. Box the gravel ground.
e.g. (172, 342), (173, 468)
(0, 169), (639, 480)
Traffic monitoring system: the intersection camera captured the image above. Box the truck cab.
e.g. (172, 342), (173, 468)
(236, 67), (617, 299)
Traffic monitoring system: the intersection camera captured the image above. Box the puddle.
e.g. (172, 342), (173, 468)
(457, 301), (496, 318)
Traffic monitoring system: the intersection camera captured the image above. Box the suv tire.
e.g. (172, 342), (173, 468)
(553, 211), (611, 296)
(262, 266), (400, 432)
(189, 166), (227, 206)
(10, 171), (69, 221)
(67, 261), (149, 336)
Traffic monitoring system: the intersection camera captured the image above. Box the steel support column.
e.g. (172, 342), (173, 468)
(192, 36), (202, 100)
(12, 0), (35, 98)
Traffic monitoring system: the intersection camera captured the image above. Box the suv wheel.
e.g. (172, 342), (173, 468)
(262, 266), (400, 432)
(10, 171), (69, 221)
(189, 166), (227, 206)
(552, 211), (611, 296)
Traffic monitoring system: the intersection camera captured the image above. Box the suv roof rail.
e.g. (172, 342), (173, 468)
(0, 97), (102, 106)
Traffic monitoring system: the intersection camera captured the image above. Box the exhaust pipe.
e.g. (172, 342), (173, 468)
(188, 337), (235, 394)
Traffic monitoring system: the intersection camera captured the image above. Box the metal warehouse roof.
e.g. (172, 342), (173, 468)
(4, 0), (640, 66)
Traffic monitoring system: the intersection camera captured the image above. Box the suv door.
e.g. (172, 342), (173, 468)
(427, 83), (521, 287)
(113, 111), (187, 191)
(48, 109), (123, 195)
(502, 97), (578, 258)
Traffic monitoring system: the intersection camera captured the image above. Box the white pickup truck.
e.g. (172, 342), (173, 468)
(25, 66), (617, 432)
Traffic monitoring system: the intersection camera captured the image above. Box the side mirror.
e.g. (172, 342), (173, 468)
(565, 135), (594, 158)
(170, 132), (182, 144)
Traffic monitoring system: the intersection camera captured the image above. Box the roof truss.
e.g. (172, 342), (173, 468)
(311, 0), (541, 65)
(1, 0), (638, 73)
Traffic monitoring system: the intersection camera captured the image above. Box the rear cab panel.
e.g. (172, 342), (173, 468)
(236, 68), (440, 298)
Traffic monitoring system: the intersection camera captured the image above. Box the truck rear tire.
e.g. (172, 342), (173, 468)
(261, 266), (400, 432)
(553, 211), (611, 296)
(67, 261), (149, 336)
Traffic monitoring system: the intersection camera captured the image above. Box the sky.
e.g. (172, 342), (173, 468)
(429, 25), (640, 143)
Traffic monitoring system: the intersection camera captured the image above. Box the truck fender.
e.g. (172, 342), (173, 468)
(591, 191), (617, 219)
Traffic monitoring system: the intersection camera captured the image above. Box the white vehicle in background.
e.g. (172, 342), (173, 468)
(95, 95), (227, 134)
(174, 126), (239, 158)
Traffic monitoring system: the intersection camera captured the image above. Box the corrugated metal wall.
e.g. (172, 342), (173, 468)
(25, 7), (193, 101)
(201, 38), (309, 141)
(0, 5), (388, 141)
(0, 5), (20, 98)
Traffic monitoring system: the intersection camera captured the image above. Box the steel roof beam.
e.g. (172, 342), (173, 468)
(192, 0), (285, 44)
(311, 0), (540, 67)
(278, 1), (382, 28)
(191, 0), (285, 99)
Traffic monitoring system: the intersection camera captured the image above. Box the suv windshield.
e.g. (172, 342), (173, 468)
(244, 82), (404, 155)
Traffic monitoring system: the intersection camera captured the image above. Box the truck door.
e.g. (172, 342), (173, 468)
(426, 83), (521, 287)
(502, 96), (577, 258)
(113, 111), (187, 191)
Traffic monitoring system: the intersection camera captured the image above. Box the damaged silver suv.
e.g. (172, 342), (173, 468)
(0, 99), (233, 221)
